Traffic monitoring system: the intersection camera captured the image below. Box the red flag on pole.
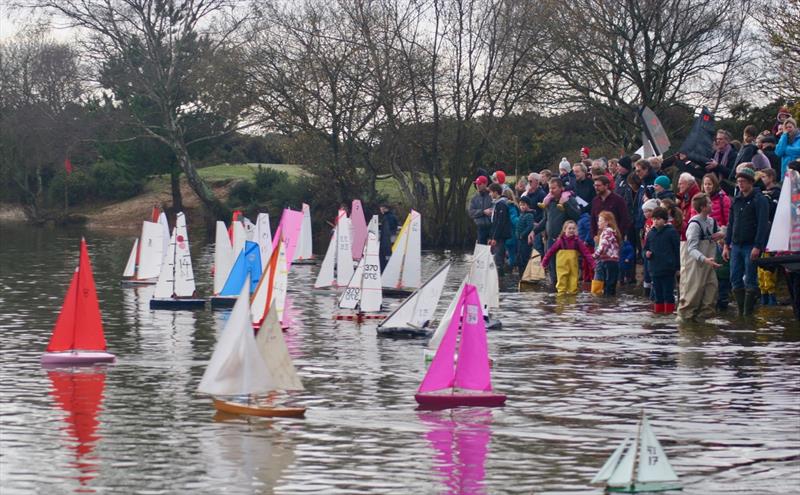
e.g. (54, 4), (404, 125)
(64, 158), (73, 175)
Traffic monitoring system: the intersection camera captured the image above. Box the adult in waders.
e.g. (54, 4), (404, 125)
(678, 193), (725, 322)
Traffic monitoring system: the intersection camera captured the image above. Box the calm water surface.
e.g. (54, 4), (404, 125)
(0, 223), (798, 494)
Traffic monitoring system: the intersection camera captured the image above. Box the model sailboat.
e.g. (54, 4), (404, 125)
(469, 244), (501, 329)
(43, 238), (116, 365)
(211, 240), (262, 309)
(122, 206), (166, 285)
(382, 210), (422, 297)
(197, 280), (306, 418)
(314, 209), (354, 288)
(334, 232), (385, 321)
(592, 412), (682, 493)
(376, 262), (451, 337)
(250, 234), (290, 329)
(415, 284), (505, 409)
(350, 199), (368, 261)
(150, 212), (205, 309)
(292, 203), (316, 264)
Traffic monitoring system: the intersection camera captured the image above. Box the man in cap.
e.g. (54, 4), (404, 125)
(468, 175), (494, 244)
(722, 167), (770, 316)
(580, 146), (590, 160)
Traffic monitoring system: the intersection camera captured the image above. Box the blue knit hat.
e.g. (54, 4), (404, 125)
(654, 175), (671, 190)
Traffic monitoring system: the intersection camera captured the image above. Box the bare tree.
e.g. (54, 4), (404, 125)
(755, 0), (800, 100)
(24, 0), (254, 222)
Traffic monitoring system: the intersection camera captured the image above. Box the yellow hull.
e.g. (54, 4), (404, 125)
(212, 398), (306, 418)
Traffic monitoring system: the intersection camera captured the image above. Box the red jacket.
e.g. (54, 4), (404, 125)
(541, 234), (595, 268)
(709, 190), (731, 227)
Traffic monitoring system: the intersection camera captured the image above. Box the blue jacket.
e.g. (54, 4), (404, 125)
(644, 224), (680, 277)
(776, 132), (800, 178)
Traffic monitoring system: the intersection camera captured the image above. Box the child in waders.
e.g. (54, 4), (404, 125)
(541, 220), (594, 294)
(592, 211), (622, 296)
(644, 207), (680, 313)
(678, 194), (724, 321)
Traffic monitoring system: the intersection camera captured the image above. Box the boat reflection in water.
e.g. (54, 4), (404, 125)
(47, 366), (108, 491)
(419, 408), (493, 495)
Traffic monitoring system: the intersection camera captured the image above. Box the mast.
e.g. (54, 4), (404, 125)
(630, 409), (645, 489)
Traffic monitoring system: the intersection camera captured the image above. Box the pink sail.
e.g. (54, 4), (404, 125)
(272, 208), (304, 269)
(418, 284), (493, 394)
(350, 199), (368, 260)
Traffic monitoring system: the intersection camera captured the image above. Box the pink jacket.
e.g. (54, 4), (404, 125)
(709, 190), (730, 227)
(594, 227), (620, 261)
(541, 234), (595, 268)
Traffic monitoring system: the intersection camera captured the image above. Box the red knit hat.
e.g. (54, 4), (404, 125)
(581, 146), (590, 156)
(493, 170), (506, 184)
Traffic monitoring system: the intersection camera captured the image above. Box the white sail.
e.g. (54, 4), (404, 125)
(382, 210), (422, 289)
(314, 227), (337, 288)
(173, 212), (196, 297)
(607, 427), (638, 488)
(255, 305), (304, 391)
(339, 257), (365, 310)
(273, 239), (289, 324)
(250, 252), (274, 326)
(294, 203), (313, 261)
(766, 170), (797, 252)
(154, 227), (176, 299)
(367, 215), (379, 237)
(123, 238), (138, 277)
(637, 415), (680, 484)
(360, 232), (383, 312)
(213, 221), (234, 295)
(197, 279), (276, 396)
(592, 437), (631, 484)
(469, 244), (500, 310)
(336, 215), (354, 286)
(427, 277), (466, 352)
(253, 213), (273, 272)
(231, 221), (246, 259)
(379, 262), (450, 330)
(137, 221), (165, 279)
(243, 217), (256, 241)
(158, 212), (170, 265)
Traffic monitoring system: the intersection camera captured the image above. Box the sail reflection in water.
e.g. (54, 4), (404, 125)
(419, 408), (493, 495)
(47, 367), (107, 490)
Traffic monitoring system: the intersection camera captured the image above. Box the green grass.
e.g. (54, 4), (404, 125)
(197, 163), (306, 181)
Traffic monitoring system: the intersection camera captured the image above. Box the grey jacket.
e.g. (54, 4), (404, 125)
(534, 197), (580, 240)
(468, 191), (493, 228)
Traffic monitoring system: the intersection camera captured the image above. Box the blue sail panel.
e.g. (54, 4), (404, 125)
(220, 241), (261, 295)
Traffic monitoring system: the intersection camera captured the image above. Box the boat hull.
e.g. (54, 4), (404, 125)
(606, 482), (683, 493)
(485, 317), (502, 330)
(121, 278), (157, 286)
(212, 398), (306, 418)
(415, 391), (506, 409)
(382, 287), (415, 298)
(210, 296), (237, 309)
(150, 298), (206, 310)
(41, 351), (116, 365)
(334, 313), (386, 322)
(376, 326), (431, 338)
(292, 258), (317, 265)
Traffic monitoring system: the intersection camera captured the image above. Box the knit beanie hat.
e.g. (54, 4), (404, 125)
(654, 175), (671, 190)
(642, 198), (659, 211)
(559, 158), (571, 172)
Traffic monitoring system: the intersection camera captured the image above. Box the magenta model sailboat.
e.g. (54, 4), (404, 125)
(414, 284), (505, 409)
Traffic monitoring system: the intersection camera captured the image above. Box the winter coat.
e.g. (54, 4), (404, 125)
(516, 211), (535, 240)
(763, 185), (781, 222)
(776, 132), (800, 178)
(590, 192), (631, 237)
(489, 197), (512, 241)
(634, 171), (657, 229)
(731, 143), (758, 179)
(541, 234), (595, 268)
(725, 187), (770, 249)
(644, 224), (680, 277)
(594, 227), (621, 262)
(523, 187), (546, 223)
(677, 183), (701, 239)
(534, 196), (581, 241)
(709, 190), (731, 227)
(570, 177), (596, 214)
(468, 191), (493, 228)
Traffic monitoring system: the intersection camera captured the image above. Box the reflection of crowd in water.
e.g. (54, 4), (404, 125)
(469, 110), (800, 322)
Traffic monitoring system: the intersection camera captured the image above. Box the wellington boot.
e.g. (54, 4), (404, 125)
(591, 280), (604, 295)
(760, 293), (769, 305)
(663, 303), (675, 314)
(743, 289), (758, 316)
(732, 288), (745, 316)
(768, 294), (778, 306)
(653, 303), (663, 313)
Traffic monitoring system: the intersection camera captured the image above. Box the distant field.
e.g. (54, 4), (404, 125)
(197, 163), (306, 181)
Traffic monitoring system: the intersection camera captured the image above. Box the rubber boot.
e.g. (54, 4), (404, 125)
(743, 289), (757, 316)
(761, 293), (769, 305)
(768, 294), (778, 306)
(663, 303), (675, 314)
(591, 280), (604, 295)
(733, 288), (745, 316)
(653, 303), (663, 313)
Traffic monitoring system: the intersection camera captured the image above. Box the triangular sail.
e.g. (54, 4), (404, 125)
(382, 210), (422, 289)
(123, 238), (138, 277)
(273, 238), (289, 324)
(339, 257), (365, 310)
(637, 415), (680, 484)
(153, 228), (177, 299)
(213, 221), (234, 295)
(158, 212), (170, 265)
(367, 215), (379, 236)
(379, 262), (451, 329)
(767, 170), (800, 252)
(418, 288), (467, 393)
(607, 429), (638, 487)
(47, 239), (107, 352)
(137, 221), (164, 280)
(255, 305), (304, 391)
(172, 212), (196, 297)
(253, 213), (273, 272)
(592, 437), (632, 485)
(273, 208), (304, 269)
(452, 285), (491, 391)
(336, 213), (354, 286)
(231, 221), (246, 260)
(314, 226), (337, 288)
(243, 217), (256, 240)
(360, 232), (382, 312)
(219, 241), (262, 296)
(469, 244), (500, 310)
(197, 279), (275, 396)
(250, 243), (281, 326)
(294, 203), (313, 261)
(427, 278), (466, 352)
(350, 199), (368, 260)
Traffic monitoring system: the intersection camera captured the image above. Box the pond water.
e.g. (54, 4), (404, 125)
(0, 223), (798, 494)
